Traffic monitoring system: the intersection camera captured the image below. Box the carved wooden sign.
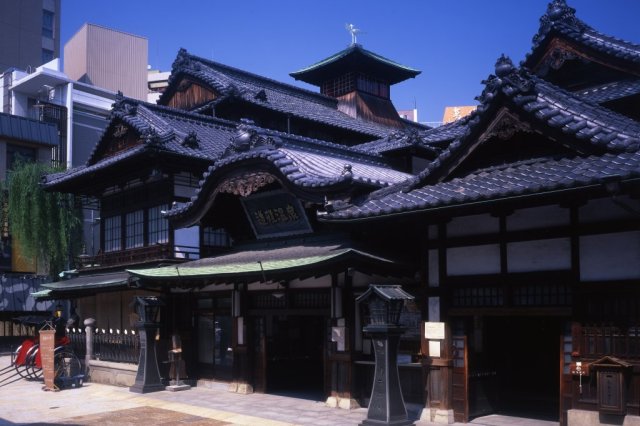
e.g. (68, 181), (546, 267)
(40, 329), (56, 391)
(240, 190), (311, 238)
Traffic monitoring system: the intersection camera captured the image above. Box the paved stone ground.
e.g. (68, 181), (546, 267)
(0, 356), (558, 426)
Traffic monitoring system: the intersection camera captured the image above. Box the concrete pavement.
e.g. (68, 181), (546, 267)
(0, 356), (557, 426)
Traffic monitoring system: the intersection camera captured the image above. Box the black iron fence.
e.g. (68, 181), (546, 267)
(94, 328), (140, 363)
(66, 327), (86, 359)
(67, 327), (140, 364)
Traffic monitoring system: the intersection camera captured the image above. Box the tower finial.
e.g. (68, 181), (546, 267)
(345, 23), (362, 45)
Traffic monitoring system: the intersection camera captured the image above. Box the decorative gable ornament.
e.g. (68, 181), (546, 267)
(219, 172), (277, 197)
(171, 48), (202, 74)
(227, 120), (282, 155)
(533, 0), (586, 46)
(111, 91), (137, 118)
(182, 131), (200, 149)
(480, 108), (534, 142)
(254, 89), (268, 102)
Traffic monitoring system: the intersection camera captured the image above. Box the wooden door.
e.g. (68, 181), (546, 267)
(452, 336), (469, 423)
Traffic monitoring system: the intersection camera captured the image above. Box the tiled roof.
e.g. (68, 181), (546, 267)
(525, 0), (640, 66)
(576, 79), (640, 104)
(158, 49), (403, 139)
(166, 122), (413, 223)
(321, 55), (640, 221)
(0, 111), (59, 146)
(323, 150), (640, 221)
(353, 119), (469, 155)
(290, 44), (421, 85)
(44, 96), (239, 188)
(408, 56), (640, 188)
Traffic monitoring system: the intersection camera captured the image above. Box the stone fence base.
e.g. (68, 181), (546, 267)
(88, 359), (137, 387)
(568, 409), (640, 426)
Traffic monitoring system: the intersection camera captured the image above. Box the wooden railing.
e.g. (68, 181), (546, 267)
(75, 244), (200, 270)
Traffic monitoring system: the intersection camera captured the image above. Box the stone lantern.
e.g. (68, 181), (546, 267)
(130, 295), (165, 393)
(356, 285), (414, 426)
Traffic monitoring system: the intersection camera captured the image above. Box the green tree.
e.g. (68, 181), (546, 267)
(0, 161), (82, 277)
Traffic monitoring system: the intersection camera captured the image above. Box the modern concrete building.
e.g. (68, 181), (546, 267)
(0, 58), (116, 169)
(147, 69), (170, 104)
(64, 24), (148, 101)
(0, 0), (61, 73)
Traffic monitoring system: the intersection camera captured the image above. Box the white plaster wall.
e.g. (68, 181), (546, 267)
(447, 244), (501, 276)
(507, 238), (571, 273)
(447, 214), (498, 237)
(507, 205), (569, 231)
(580, 231), (640, 281)
(580, 196), (639, 223)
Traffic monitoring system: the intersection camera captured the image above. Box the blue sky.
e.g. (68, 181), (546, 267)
(61, 1), (640, 123)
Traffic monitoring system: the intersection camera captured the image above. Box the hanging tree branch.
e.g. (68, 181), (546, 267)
(4, 161), (83, 277)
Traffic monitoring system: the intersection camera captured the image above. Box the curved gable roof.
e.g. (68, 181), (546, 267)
(524, 0), (640, 73)
(165, 123), (413, 228)
(406, 56), (640, 188)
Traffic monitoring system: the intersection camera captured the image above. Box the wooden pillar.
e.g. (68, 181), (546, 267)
(326, 271), (359, 409)
(229, 283), (253, 394)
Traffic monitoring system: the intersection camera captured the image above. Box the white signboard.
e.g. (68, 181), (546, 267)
(424, 322), (445, 340)
(429, 340), (441, 358)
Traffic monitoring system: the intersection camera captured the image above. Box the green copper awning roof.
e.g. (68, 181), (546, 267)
(32, 271), (132, 299)
(290, 44), (421, 86)
(128, 243), (406, 282)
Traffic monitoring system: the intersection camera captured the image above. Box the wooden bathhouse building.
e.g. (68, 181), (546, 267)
(40, 1), (640, 424)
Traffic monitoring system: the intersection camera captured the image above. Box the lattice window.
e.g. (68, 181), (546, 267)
(321, 72), (355, 97)
(452, 286), (503, 307)
(104, 216), (121, 252)
(513, 282), (571, 306)
(148, 205), (168, 245)
(125, 210), (144, 249)
(202, 227), (230, 248)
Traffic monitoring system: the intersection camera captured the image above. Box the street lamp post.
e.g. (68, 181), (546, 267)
(129, 296), (165, 393)
(356, 285), (415, 426)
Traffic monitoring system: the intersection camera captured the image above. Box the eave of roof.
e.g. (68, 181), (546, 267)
(0, 112), (59, 146)
(290, 44), (421, 86)
(33, 271), (132, 299)
(128, 241), (404, 282)
(321, 150), (640, 222)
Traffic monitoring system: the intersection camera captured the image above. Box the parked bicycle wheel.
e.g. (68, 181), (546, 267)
(25, 347), (43, 380)
(53, 348), (82, 388)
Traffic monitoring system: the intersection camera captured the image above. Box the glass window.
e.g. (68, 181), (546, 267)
(202, 227), (230, 248)
(148, 205), (169, 245)
(125, 210), (144, 249)
(104, 216), (121, 252)
(42, 49), (54, 64)
(42, 10), (54, 38)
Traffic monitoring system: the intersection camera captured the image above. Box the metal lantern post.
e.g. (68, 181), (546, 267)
(357, 285), (415, 426)
(130, 296), (165, 393)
